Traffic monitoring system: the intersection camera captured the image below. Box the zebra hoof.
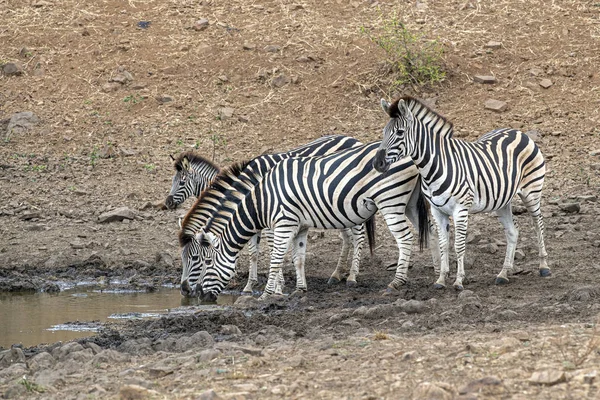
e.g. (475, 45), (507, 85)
(539, 268), (552, 278)
(433, 283), (446, 290)
(495, 277), (510, 285)
(383, 287), (399, 296)
(289, 289), (307, 299)
(453, 284), (464, 291)
(346, 280), (357, 288)
(327, 277), (341, 286)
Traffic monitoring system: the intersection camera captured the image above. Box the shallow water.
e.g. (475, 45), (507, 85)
(0, 288), (237, 348)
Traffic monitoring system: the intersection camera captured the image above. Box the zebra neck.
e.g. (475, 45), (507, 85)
(210, 196), (261, 255)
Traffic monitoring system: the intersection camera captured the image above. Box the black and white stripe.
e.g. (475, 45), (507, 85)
(373, 96), (550, 289)
(181, 141), (434, 302)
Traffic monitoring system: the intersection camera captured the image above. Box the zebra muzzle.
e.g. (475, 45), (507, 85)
(165, 195), (177, 210)
(180, 279), (197, 297)
(373, 149), (390, 173)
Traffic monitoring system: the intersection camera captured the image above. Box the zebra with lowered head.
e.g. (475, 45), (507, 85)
(373, 96), (550, 290)
(182, 141), (437, 302)
(170, 136), (373, 295)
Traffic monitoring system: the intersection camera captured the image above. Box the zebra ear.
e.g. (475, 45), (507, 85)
(380, 99), (392, 116)
(204, 231), (220, 249)
(397, 99), (414, 123)
(181, 157), (191, 173)
(170, 154), (175, 162)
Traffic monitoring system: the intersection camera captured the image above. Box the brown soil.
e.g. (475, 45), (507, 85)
(2, 0), (600, 398)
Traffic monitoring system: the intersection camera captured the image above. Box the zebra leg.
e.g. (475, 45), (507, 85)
(430, 208), (450, 289)
(327, 228), (352, 285)
(346, 224), (365, 287)
(405, 200), (442, 278)
(259, 226), (298, 300)
(290, 228), (309, 296)
(242, 232), (261, 294)
(495, 203), (518, 285)
(379, 209), (413, 292)
(518, 191), (551, 277)
(451, 207), (470, 290)
(261, 228), (287, 295)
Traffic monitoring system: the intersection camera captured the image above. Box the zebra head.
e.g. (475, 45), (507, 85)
(166, 156), (197, 209)
(373, 98), (414, 173)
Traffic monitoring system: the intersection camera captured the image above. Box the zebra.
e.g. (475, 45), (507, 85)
(171, 136), (374, 296)
(181, 141), (436, 302)
(372, 96), (550, 290)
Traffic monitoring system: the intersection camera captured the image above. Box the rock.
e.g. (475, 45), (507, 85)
(514, 249), (526, 260)
(221, 325), (242, 335)
(51, 342), (85, 361)
(119, 384), (160, 399)
(412, 381), (456, 400)
(197, 348), (221, 362)
(6, 111), (40, 135)
(539, 79), (553, 89)
(481, 243), (498, 254)
(271, 74), (290, 88)
(0, 347), (26, 368)
(484, 99), (508, 113)
(218, 107), (235, 120)
(0, 363), (28, 380)
(1, 382), (27, 399)
(84, 342), (103, 354)
(156, 94), (173, 104)
(194, 19), (209, 31)
(111, 71), (134, 84)
(473, 75), (496, 84)
(459, 376), (505, 395)
(264, 45), (281, 53)
(196, 389), (221, 400)
(497, 309), (519, 320)
(400, 299), (426, 314)
(458, 290), (476, 299)
(174, 331), (214, 352)
(98, 207), (137, 223)
(2, 62), (24, 76)
(525, 130), (542, 141)
(33, 368), (65, 387)
(559, 202), (580, 213)
(101, 82), (122, 93)
(242, 43), (256, 50)
(118, 338), (155, 355)
(19, 211), (42, 220)
(288, 355), (306, 368)
(590, 149), (600, 156)
(484, 41), (502, 49)
(98, 144), (116, 158)
(155, 252), (174, 268)
(92, 349), (131, 364)
(529, 370), (567, 386)
(27, 351), (56, 372)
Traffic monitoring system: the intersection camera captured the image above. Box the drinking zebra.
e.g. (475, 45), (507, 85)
(182, 141), (437, 302)
(373, 96), (550, 290)
(171, 136), (372, 295)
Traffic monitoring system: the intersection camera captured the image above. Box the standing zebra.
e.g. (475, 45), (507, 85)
(171, 136), (373, 295)
(373, 96), (550, 290)
(182, 141), (435, 302)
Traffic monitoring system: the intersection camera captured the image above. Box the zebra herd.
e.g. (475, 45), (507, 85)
(166, 96), (551, 302)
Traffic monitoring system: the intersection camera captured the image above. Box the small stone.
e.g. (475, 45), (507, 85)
(155, 252), (174, 268)
(473, 75), (496, 84)
(459, 376), (505, 395)
(156, 94), (173, 104)
(221, 325), (242, 335)
(539, 79), (553, 89)
(559, 202), (580, 213)
(529, 68), (544, 77)
(525, 130), (542, 141)
(6, 111), (40, 135)
(242, 43), (256, 50)
(264, 45), (281, 53)
(590, 149), (600, 156)
(0, 348), (26, 368)
(412, 382), (456, 400)
(484, 41), (502, 49)
(218, 107), (235, 120)
(111, 71), (134, 84)
(194, 19), (209, 31)
(400, 299), (426, 314)
(197, 349), (221, 362)
(458, 290), (476, 299)
(102, 82), (122, 93)
(271, 74), (291, 88)
(2, 62), (24, 76)
(98, 207), (137, 223)
(20, 211), (42, 220)
(498, 309), (518, 320)
(484, 99), (508, 112)
(217, 75), (228, 82)
(119, 384), (160, 399)
(583, 371), (596, 384)
(514, 249), (526, 260)
(99, 144), (116, 158)
(482, 243), (498, 254)
(529, 370), (567, 386)
(70, 240), (86, 249)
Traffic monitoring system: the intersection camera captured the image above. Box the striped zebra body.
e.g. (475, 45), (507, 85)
(174, 135), (369, 296)
(185, 141), (434, 302)
(373, 96), (550, 290)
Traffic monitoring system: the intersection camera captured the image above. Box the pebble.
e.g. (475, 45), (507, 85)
(196, 389), (221, 400)
(529, 370), (567, 386)
(271, 74), (291, 88)
(539, 78), (553, 88)
(156, 94), (173, 104)
(6, 111), (40, 135)
(2, 62), (24, 76)
(412, 381), (456, 400)
(98, 207), (137, 223)
(102, 82), (122, 93)
(484, 99), (508, 112)
(194, 19), (209, 31)
(119, 384), (160, 399)
(221, 325), (242, 335)
(481, 242), (498, 254)
(559, 202), (580, 213)
(0, 348), (26, 368)
(514, 249), (526, 260)
(484, 41), (503, 49)
(473, 75), (496, 84)
(399, 299), (426, 314)
(219, 107), (235, 120)
(459, 376), (505, 395)
(264, 45), (281, 53)
(242, 43), (256, 50)
(197, 348), (221, 362)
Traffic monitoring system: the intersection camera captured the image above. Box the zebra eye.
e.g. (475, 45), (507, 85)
(205, 258), (214, 266)
(191, 255), (200, 262)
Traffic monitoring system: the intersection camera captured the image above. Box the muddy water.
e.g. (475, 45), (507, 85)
(0, 288), (237, 348)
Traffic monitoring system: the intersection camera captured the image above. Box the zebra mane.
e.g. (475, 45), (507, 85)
(390, 96), (454, 138)
(178, 160), (255, 247)
(173, 151), (220, 173)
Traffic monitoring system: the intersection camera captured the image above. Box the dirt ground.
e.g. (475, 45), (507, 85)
(2, 0), (600, 398)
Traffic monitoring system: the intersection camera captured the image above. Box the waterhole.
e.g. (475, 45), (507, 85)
(0, 288), (237, 349)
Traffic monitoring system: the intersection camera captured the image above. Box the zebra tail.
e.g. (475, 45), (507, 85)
(416, 185), (429, 252)
(366, 216), (376, 259)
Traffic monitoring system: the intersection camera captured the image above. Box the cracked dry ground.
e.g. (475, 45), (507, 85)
(2, 0), (600, 398)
